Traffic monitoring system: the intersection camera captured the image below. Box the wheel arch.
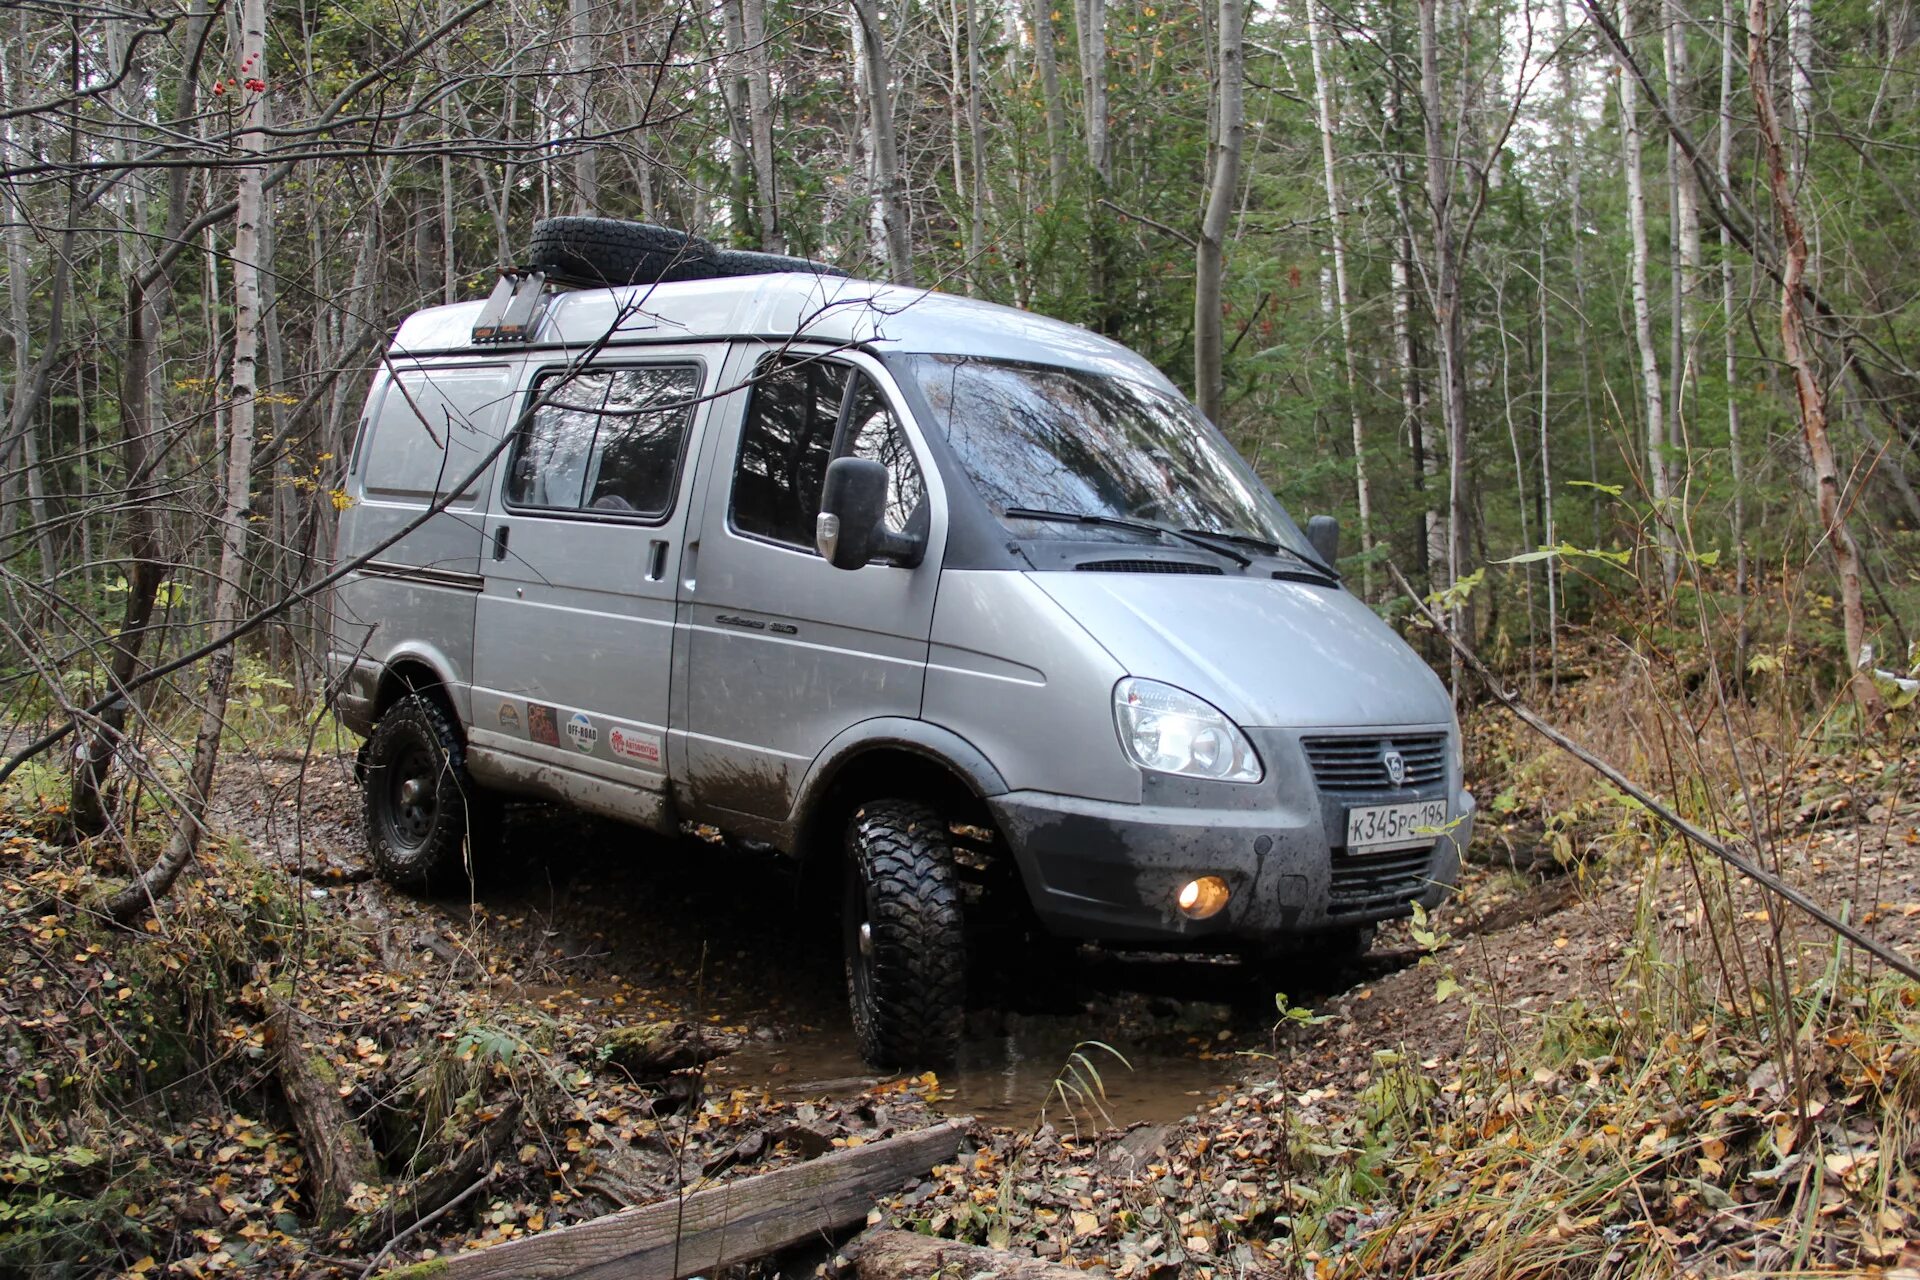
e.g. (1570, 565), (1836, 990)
(789, 719), (1007, 864)
(372, 650), (462, 728)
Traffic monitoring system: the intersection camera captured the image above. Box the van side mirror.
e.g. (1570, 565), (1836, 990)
(1306, 515), (1340, 566)
(816, 457), (925, 570)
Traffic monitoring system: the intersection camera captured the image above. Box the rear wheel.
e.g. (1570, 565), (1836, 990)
(362, 694), (496, 891)
(843, 801), (965, 1068)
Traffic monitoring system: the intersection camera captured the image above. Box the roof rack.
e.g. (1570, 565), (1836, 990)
(472, 270), (550, 345)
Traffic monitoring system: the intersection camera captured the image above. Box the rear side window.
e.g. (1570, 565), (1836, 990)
(363, 365), (516, 502)
(730, 355), (925, 549)
(507, 364), (701, 518)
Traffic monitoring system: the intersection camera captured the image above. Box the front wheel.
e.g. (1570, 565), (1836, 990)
(362, 693), (495, 891)
(843, 801), (966, 1068)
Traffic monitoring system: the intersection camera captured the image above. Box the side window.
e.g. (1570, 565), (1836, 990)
(844, 377), (927, 536)
(506, 364), (700, 518)
(730, 355), (927, 552)
(730, 356), (849, 547)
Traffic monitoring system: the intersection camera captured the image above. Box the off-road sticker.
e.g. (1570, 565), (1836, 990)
(607, 726), (662, 767)
(497, 701), (520, 733)
(566, 712), (598, 753)
(526, 702), (560, 747)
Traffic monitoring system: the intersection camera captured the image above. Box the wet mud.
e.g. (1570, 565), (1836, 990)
(439, 803), (1414, 1129)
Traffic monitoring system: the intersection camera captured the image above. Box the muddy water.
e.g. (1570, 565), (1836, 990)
(455, 807), (1384, 1130)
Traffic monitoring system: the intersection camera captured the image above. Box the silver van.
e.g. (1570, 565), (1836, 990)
(329, 219), (1473, 1067)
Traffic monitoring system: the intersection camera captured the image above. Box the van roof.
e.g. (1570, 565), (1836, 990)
(389, 272), (1177, 393)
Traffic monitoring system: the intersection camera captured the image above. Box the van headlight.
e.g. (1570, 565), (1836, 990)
(1113, 678), (1263, 783)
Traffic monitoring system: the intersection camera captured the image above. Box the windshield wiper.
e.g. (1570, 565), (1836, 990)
(1179, 526), (1341, 582)
(1001, 507), (1251, 567)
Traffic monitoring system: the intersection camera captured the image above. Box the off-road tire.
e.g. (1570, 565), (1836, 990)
(708, 248), (850, 278)
(527, 217), (717, 287)
(362, 693), (496, 892)
(844, 800), (966, 1068)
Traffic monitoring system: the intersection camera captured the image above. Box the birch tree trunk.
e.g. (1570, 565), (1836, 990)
(1666, 0), (1702, 427)
(1719, 0), (1750, 670)
(851, 0), (916, 284)
(1418, 0), (1474, 678)
(1194, 0), (1245, 424)
(108, 0), (266, 919)
(1306, 0), (1371, 595)
(1747, 0), (1887, 727)
(1617, 0), (1677, 586)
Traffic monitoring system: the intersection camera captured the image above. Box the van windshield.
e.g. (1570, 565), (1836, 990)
(906, 354), (1307, 556)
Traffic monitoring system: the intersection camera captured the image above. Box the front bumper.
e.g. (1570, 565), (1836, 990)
(988, 727), (1473, 945)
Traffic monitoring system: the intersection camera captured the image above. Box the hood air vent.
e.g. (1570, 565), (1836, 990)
(1074, 559), (1224, 576)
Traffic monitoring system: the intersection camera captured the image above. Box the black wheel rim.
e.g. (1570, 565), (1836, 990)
(382, 738), (438, 852)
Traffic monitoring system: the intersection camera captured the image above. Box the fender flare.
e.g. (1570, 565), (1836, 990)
(784, 718), (1008, 849)
(371, 644), (465, 718)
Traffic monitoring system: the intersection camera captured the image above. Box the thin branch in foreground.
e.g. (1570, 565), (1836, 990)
(1387, 560), (1920, 986)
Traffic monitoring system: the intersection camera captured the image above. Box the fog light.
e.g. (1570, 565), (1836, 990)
(1176, 875), (1231, 920)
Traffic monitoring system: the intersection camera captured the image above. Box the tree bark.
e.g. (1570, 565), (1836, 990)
(1719, 0), (1750, 673)
(1617, 0), (1676, 586)
(849, 1229), (1090, 1279)
(851, 0), (915, 284)
(1032, 0), (1070, 201)
(1194, 0), (1244, 424)
(1748, 0), (1886, 726)
(269, 999), (384, 1231)
(1418, 0), (1474, 680)
(742, 0), (783, 251)
(570, 0), (599, 213)
(1306, 0), (1371, 594)
(105, 0), (266, 920)
(964, 0), (988, 288)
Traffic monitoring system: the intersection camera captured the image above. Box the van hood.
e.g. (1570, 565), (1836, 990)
(1028, 572), (1453, 729)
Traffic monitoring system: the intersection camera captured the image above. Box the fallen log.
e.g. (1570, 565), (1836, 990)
(350, 1102), (522, 1251)
(846, 1228), (1096, 1279)
(267, 998), (383, 1232)
(379, 1119), (969, 1280)
(598, 1020), (735, 1078)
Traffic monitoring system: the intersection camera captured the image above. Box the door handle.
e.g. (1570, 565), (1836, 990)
(681, 539), (699, 591)
(492, 524), (510, 561)
(646, 539), (669, 582)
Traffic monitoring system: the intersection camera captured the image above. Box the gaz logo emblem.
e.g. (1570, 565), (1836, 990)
(1382, 749), (1407, 786)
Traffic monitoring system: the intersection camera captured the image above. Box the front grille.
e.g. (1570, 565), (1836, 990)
(1329, 847), (1433, 915)
(1302, 733), (1447, 792)
(1074, 559), (1224, 575)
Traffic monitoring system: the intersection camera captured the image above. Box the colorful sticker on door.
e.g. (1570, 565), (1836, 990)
(497, 702), (521, 733)
(607, 726), (662, 767)
(526, 702), (560, 747)
(566, 712), (598, 753)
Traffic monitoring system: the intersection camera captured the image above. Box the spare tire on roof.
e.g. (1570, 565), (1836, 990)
(708, 248), (850, 278)
(528, 217), (718, 286)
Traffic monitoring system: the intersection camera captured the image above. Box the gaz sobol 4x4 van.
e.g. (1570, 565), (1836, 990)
(330, 219), (1473, 1067)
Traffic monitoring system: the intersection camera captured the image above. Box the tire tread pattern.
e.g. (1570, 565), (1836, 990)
(362, 694), (493, 891)
(527, 217), (717, 286)
(850, 800), (965, 1068)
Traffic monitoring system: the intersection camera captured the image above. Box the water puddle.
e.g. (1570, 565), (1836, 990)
(709, 995), (1258, 1130)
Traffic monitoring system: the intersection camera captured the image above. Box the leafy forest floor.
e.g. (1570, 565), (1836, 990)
(2, 653), (1918, 1277)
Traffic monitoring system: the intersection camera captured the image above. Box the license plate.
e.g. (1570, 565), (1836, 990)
(1345, 799), (1449, 854)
